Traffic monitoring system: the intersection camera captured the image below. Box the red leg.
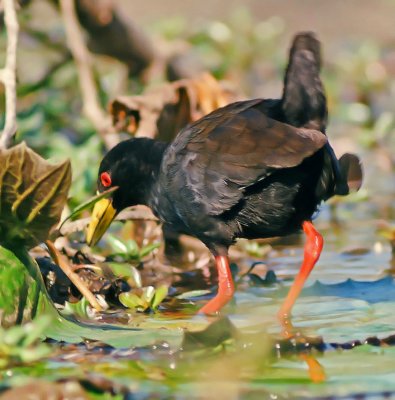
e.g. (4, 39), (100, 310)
(198, 255), (235, 315)
(300, 353), (326, 383)
(278, 221), (323, 320)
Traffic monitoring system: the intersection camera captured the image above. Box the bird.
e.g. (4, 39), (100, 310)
(259, 31), (328, 131)
(86, 32), (362, 318)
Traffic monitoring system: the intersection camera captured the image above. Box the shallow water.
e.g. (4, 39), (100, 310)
(2, 153), (395, 399)
(225, 152), (395, 399)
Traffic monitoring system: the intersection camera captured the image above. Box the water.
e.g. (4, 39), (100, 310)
(2, 155), (395, 399)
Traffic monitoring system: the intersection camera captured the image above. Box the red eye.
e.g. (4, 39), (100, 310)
(100, 172), (112, 187)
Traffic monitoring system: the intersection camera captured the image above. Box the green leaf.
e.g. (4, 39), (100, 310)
(119, 291), (145, 310)
(139, 242), (161, 258)
(129, 266), (143, 288)
(0, 317), (52, 366)
(106, 234), (130, 255)
(106, 262), (137, 280)
(0, 143), (71, 247)
(151, 286), (168, 310)
(119, 286), (167, 312)
(21, 315), (52, 347)
(125, 239), (140, 258)
(142, 286), (156, 304)
(0, 245), (51, 327)
(17, 344), (52, 363)
(107, 264), (143, 288)
(3, 325), (27, 346)
(62, 297), (93, 320)
(58, 186), (118, 231)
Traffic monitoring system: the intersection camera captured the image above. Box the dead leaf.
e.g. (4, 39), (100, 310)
(110, 72), (240, 142)
(0, 143), (72, 247)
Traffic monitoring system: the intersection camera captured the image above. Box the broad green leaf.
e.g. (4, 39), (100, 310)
(0, 143), (71, 246)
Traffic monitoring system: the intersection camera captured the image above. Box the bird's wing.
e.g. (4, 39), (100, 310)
(163, 100), (327, 216)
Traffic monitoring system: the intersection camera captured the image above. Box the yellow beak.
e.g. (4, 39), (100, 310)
(86, 198), (117, 246)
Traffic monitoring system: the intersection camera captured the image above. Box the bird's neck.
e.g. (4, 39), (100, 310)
(281, 53), (327, 132)
(126, 139), (169, 207)
(147, 139), (169, 175)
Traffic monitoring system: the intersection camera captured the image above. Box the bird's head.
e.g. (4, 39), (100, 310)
(86, 138), (167, 246)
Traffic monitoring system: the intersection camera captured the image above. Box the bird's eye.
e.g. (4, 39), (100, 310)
(100, 172), (112, 187)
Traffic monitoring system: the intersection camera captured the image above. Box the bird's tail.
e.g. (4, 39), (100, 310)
(282, 32), (327, 132)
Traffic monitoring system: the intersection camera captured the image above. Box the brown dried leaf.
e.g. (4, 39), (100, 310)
(110, 72), (240, 142)
(0, 143), (72, 247)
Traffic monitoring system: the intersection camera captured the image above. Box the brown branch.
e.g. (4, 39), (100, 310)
(59, 0), (202, 83)
(46, 239), (103, 311)
(74, 0), (156, 78)
(59, 0), (118, 150)
(0, 0), (19, 149)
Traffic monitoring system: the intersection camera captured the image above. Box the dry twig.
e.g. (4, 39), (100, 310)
(0, 0), (19, 149)
(59, 0), (118, 150)
(46, 239), (103, 311)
